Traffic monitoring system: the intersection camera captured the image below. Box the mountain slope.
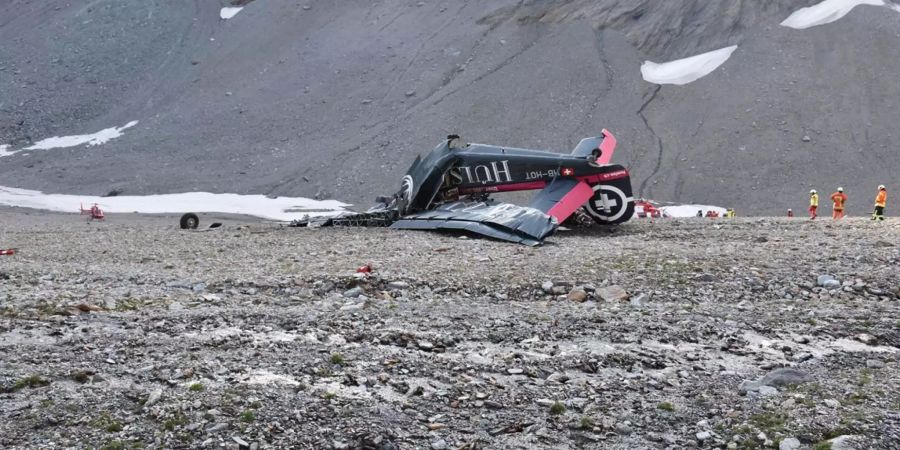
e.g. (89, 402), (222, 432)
(0, 0), (896, 214)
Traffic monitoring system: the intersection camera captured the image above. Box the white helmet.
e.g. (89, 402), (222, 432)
(810, 189), (817, 194)
(879, 185), (886, 190)
(837, 187), (843, 192)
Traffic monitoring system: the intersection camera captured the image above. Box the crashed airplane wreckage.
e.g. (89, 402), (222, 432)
(296, 130), (635, 245)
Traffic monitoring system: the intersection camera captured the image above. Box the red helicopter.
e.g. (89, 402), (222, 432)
(80, 203), (105, 221)
(633, 199), (666, 218)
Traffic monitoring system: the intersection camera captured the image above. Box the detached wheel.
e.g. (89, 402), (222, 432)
(180, 213), (199, 229)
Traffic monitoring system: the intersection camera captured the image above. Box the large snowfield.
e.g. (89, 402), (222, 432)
(0, 186), (348, 221)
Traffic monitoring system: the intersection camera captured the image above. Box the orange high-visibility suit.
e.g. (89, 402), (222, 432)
(830, 191), (847, 219)
(873, 188), (887, 220)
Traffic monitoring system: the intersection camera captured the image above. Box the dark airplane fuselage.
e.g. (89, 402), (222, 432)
(450, 144), (629, 194)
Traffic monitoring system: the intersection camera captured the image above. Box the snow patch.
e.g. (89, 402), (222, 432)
(21, 121), (138, 152)
(314, 381), (373, 399)
(0, 185), (348, 221)
(0, 145), (12, 158)
(660, 204), (728, 218)
(241, 370), (300, 386)
(220, 7), (243, 19)
(831, 338), (898, 353)
(781, 0), (886, 29)
(641, 46), (737, 86)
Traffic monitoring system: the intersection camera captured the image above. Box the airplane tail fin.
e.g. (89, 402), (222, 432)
(571, 129), (617, 165)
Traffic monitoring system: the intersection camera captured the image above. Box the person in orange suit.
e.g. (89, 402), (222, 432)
(872, 185), (887, 221)
(830, 187), (847, 219)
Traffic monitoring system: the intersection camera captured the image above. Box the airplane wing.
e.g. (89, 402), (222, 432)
(528, 178), (594, 223)
(391, 200), (557, 246)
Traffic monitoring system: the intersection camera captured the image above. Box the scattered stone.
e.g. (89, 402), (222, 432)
(629, 293), (648, 307)
(145, 388), (163, 407)
(483, 400), (503, 410)
(614, 422), (632, 435)
(874, 240), (894, 247)
(507, 368), (524, 375)
(759, 367), (812, 388)
(802, 135), (811, 142)
(343, 287), (364, 298)
(824, 399), (841, 408)
(387, 281), (410, 290)
(856, 333), (877, 345)
(430, 439), (447, 450)
(866, 359), (885, 369)
(696, 431), (712, 441)
(567, 289), (587, 302)
(779, 437), (801, 450)
(74, 303), (103, 313)
(817, 275), (836, 286)
(541, 281), (554, 293)
(207, 423), (228, 433)
(741, 368), (811, 393)
(232, 436), (249, 447)
(417, 340), (434, 351)
(696, 273), (716, 282)
(596, 285), (628, 302)
(828, 435), (861, 450)
(758, 386), (778, 397)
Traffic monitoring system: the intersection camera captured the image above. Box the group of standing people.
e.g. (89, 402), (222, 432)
(807, 185), (888, 220)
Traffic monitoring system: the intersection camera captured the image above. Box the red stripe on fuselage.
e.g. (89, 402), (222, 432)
(456, 170), (629, 195)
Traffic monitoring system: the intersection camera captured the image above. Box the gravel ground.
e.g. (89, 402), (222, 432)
(1, 209), (899, 449)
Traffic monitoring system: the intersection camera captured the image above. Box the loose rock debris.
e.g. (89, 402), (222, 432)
(0, 214), (898, 449)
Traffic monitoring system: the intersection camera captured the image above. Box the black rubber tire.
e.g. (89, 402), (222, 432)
(180, 213), (199, 229)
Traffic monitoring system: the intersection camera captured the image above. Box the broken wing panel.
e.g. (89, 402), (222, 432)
(528, 178), (594, 223)
(391, 201), (557, 245)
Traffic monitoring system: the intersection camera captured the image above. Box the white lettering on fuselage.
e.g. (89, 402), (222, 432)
(457, 160), (512, 185)
(525, 169), (560, 180)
